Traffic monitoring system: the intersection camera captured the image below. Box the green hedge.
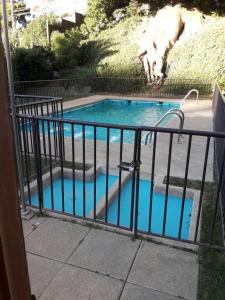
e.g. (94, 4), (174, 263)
(12, 47), (53, 81)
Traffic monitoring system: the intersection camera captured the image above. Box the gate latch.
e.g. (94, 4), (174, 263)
(117, 161), (141, 172)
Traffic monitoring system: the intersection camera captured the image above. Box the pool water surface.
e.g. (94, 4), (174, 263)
(107, 179), (193, 240)
(30, 176), (192, 240)
(30, 174), (118, 216)
(53, 99), (180, 143)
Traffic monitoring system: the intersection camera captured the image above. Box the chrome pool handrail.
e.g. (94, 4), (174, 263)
(181, 89), (199, 105)
(144, 108), (185, 145)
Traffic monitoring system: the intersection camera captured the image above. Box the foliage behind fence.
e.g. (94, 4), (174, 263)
(14, 77), (212, 100)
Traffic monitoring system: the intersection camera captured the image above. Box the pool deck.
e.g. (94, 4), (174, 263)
(62, 95), (214, 182)
(23, 215), (199, 300)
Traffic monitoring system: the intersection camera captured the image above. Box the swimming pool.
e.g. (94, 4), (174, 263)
(107, 179), (192, 240)
(59, 99), (180, 143)
(30, 174), (118, 216)
(30, 175), (193, 240)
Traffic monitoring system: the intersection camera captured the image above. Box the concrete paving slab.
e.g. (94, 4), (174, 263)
(128, 242), (198, 300)
(25, 218), (89, 262)
(68, 229), (141, 280)
(39, 264), (123, 300)
(22, 216), (45, 238)
(27, 253), (62, 298)
(121, 283), (185, 300)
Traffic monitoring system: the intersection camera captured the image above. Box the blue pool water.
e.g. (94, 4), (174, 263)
(31, 176), (193, 239)
(107, 179), (193, 239)
(30, 174), (118, 216)
(49, 100), (179, 143)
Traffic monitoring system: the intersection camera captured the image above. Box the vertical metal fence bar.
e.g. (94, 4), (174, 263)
(60, 98), (63, 118)
(105, 128), (110, 223)
(23, 116), (32, 178)
(134, 130), (142, 238)
(51, 101), (54, 116)
(27, 105), (30, 116)
(117, 129), (124, 226)
(47, 119), (54, 210)
(130, 130), (138, 231)
(82, 125), (86, 218)
(21, 118), (31, 205)
(60, 100), (65, 159)
(52, 102), (58, 159)
(24, 113), (30, 156)
(148, 132), (157, 233)
(35, 105), (38, 116)
(46, 102), (49, 117)
(72, 124), (76, 215)
(28, 108), (34, 153)
(18, 116), (26, 191)
(36, 117), (43, 211)
(94, 126), (97, 220)
(178, 135), (192, 239)
(17, 117), (23, 155)
(162, 133), (173, 236)
(56, 101), (59, 117)
(59, 122), (64, 213)
(31, 104), (34, 116)
(46, 103), (50, 156)
(194, 137), (210, 242)
(40, 103), (47, 166)
(32, 118), (43, 213)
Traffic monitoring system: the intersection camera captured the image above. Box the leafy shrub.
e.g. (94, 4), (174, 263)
(136, 0), (225, 15)
(111, 1), (146, 25)
(112, 8), (127, 24)
(50, 29), (83, 69)
(126, 0), (141, 17)
(167, 18), (225, 82)
(12, 47), (53, 81)
(87, 16), (143, 77)
(81, 0), (130, 36)
(21, 14), (58, 48)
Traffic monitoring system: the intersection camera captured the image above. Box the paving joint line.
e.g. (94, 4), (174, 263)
(23, 217), (46, 239)
(126, 281), (188, 300)
(65, 261), (124, 282)
(118, 239), (143, 300)
(64, 227), (92, 264)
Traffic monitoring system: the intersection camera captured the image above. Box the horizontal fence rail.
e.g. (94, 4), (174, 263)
(15, 94), (63, 114)
(17, 107), (225, 250)
(14, 77), (212, 100)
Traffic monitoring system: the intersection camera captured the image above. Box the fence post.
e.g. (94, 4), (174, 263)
(133, 129), (142, 240)
(32, 117), (43, 214)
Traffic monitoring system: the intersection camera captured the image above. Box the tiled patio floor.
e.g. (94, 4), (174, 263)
(23, 216), (199, 300)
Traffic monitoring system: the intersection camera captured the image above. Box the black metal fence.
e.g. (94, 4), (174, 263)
(15, 94), (63, 115)
(16, 95), (64, 160)
(213, 84), (225, 240)
(14, 77), (212, 100)
(16, 95), (225, 249)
